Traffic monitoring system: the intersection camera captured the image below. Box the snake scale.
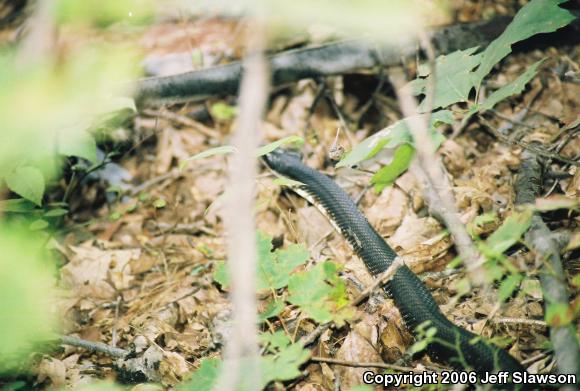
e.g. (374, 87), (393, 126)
(263, 149), (526, 385)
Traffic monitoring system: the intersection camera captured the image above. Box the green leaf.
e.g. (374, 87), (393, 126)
(214, 231), (309, 291)
(498, 273), (522, 302)
(44, 208), (69, 217)
(337, 110), (453, 168)
(181, 358), (221, 391)
(479, 59), (546, 112)
(0, 199), (36, 213)
(210, 102), (237, 120)
(287, 261), (353, 325)
(153, 198), (167, 209)
(370, 143), (415, 192)
(256, 232), (309, 291)
(256, 135), (304, 157)
(4, 166), (45, 206)
(412, 47), (482, 111)
(29, 219), (49, 231)
(182, 333), (310, 391)
(259, 300), (285, 323)
(260, 330), (292, 352)
(467, 212), (498, 237)
(485, 209), (533, 255)
(212, 261), (228, 287)
(473, 0), (575, 86)
(180, 146), (237, 169)
(260, 341), (310, 386)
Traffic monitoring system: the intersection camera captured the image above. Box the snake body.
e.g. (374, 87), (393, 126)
(264, 149), (525, 381)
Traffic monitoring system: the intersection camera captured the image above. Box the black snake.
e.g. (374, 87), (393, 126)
(263, 149), (527, 387)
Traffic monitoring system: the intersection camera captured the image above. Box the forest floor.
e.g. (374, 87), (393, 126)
(22, 1), (579, 389)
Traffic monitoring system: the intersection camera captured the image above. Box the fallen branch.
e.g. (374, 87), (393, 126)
(515, 150), (580, 380)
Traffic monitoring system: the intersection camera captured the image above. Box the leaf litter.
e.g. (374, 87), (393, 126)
(35, 2), (580, 390)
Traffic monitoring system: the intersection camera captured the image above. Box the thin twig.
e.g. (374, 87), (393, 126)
(492, 317), (547, 328)
(128, 168), (181, 197)
(60, 335), (128, 358)
(142, 108), (221, 139)
(515, 150), (580, 380)
(350, 257), (404, 307)
(481, 117), (579, 167)
(310, 356), (421, 373)
(521, 352), (549, 366)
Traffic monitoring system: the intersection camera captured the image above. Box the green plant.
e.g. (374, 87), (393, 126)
(338, 0), (575, 191)
(210, 231), (355, 388)
(182, 332), (310, 391)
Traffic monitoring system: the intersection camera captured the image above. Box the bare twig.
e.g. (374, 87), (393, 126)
(515, 150), (580, 381)
(481, 117), (580, 167)
(299, 323), (332, 347)
(142, 108), (221, 139)
(310, 356), (421, 373)
(128, 168), (182, 197)
(60, 335), (128, 358)
(389, 33), (487, 288)
(215, 17), (269, 391)
(350, 257), (404, 307)
(492, 317), (547, 328)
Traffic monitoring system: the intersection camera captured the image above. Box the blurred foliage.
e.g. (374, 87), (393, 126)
(0, 224), (56, 373)
(182, 332), (310, 391)
(55, 0), (154, 27)
(0, 0), (150, 380)
(184, 0), (425, 42)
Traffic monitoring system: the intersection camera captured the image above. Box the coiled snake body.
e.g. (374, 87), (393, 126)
(264, 149), (525, 382)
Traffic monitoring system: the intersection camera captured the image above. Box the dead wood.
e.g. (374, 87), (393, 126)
(515, 150), (580, 381)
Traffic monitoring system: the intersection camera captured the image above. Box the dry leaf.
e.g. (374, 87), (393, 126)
(335, 330), (382, 390)
(37, 357), (67, 388)
(61, 245), (140, 300)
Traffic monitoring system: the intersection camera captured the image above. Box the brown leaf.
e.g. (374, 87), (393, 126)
(367, 187), (408, 237)
(61, 245), (140, 300)
(440, 139), (468, 176)
(335, 330), (382, 390)
(37, 357), (67, 388)
(159, 351), (190, 385)
(388, 213), (443, 252)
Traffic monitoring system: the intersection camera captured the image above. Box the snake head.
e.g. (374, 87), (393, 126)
(262, 148), (303, 176)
